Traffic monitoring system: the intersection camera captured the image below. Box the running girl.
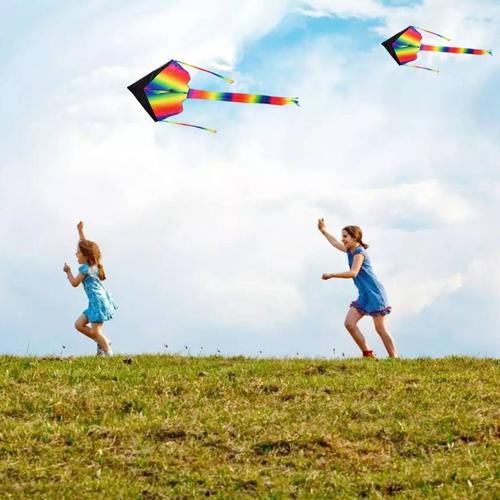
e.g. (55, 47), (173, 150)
(63, 221), (117, 356)
(318, 218), (398, 358)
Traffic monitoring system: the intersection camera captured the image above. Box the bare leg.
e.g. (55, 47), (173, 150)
(74, 315), (110, 352)
(373, 315), (398, 358)
(91, 322), (111, 353)
(75, 314), (95, 340)
(344, 307), (371, 353)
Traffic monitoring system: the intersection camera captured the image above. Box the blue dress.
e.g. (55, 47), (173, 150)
(347, 247), (391, 316)
(79, 264), (118, 323)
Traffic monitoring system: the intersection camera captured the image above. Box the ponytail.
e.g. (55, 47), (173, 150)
(78, 239), (106, 280)
(97, 263), (106, 281)
(359, 240), (369, 249)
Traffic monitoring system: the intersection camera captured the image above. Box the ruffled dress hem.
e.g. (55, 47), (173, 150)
(83, 308), (116, 323)
(350, 301), (392, 317)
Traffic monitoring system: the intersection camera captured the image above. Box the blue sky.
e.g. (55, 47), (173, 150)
(1, 0), (499, 358)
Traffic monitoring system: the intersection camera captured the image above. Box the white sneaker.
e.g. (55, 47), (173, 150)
(96, 342), (112, 357)
(103, 347), (113, 357)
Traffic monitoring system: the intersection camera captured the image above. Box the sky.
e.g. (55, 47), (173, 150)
(0, 0), (499, 358)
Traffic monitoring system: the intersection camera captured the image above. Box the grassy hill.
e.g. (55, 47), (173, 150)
(0, 355), (498, 498)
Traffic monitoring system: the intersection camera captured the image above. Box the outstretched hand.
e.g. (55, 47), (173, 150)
(318, 218), (326, 233)
(63, 262), (71, 273)
(321, 273), (333, 280)
(77, 221), (84, 232)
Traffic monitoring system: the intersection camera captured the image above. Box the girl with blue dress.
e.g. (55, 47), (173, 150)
(63, 221), (117, 356)
(318, 218), (398, 358)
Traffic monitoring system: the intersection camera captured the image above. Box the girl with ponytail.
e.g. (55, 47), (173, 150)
(318, 218), (398, 358)
(63, 221), (117, 356)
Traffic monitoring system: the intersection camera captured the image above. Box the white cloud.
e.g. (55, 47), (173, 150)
(389, 271), (463, 317)
(0, 0), (499, 356)
(194, 272), (305, 328)
(313, 180), (476, 230)
(297, 0), (388, 19)
(463, 256), (500, 297)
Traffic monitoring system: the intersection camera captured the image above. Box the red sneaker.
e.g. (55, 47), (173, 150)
(362, 350), (375, 358)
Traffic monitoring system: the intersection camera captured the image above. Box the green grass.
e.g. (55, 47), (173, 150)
(0, 355), (498, 498)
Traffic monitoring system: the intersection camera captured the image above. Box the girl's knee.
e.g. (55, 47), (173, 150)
(75, 315), (89, 332)
(344, 320), (355, 331)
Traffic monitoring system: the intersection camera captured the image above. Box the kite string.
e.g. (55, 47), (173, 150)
(415, 26), (451, 41)
(160, 119), (217, 133)
(177, 60), (235, 84)
(406, 64), (439, 73)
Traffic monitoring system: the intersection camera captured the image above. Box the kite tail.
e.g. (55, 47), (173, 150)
(420, 44), (492, 56)
(176, 60), (235, 84)
(160, 119), (217, 133)
(415, 26), (451, 41)
(406, 64), (439, 73)
(188, 89), (299, 106)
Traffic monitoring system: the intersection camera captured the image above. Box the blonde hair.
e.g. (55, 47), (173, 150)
(78, 240), (106, 280)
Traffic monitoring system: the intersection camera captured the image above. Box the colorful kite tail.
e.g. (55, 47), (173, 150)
(420, 44), (492, 56)
(414, 26), (451, 41)
(176, 60), (235, 84)
(187, 89), (299, 106)
(160, 119), (217, 133)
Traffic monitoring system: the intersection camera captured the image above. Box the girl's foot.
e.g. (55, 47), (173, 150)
(96, 341), (112, 357)
(97, 349), (113, 357)
(362, 350), (375, 358)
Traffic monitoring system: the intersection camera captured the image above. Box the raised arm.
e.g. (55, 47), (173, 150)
(322, 253), (364, 280)
(317, 218), (346, 252)
(77, 221), (86, 241)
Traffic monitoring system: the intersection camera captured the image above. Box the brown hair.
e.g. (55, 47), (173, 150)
(342, 225), (369, 249)
(78, 240), (106, 280)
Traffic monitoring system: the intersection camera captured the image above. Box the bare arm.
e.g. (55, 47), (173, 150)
(63, 263), (85, 287)
(322, 253), (364, 280)
(317, 218), (346, 252)
(77, 221), (86, 241)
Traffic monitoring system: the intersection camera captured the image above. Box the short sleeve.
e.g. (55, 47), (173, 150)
(78, 263), (89, 276)
(352, 247), (365, 256)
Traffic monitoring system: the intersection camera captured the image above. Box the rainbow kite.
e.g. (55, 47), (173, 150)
(128, 60), (299, 132)
(382, 26), (492, 72)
